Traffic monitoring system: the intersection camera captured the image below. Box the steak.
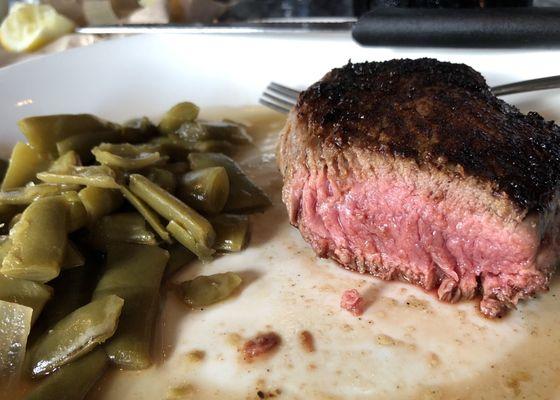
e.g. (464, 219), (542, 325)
(277, 58), (560, 317)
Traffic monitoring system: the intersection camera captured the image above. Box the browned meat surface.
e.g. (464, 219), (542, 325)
(278, 58), (560, 317)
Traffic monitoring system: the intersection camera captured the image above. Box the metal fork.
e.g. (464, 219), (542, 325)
(260, 74), (560, 114)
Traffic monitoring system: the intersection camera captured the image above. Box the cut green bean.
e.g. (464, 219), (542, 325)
(0, 274), (52, 325)
(23, 348), (108, 400)
(89, 213), (157, 250)
(2, 196), (67, 282)
(120, 117), (158, 143)
(189, 140), (234, 154)
(62, 242), (85, 270)
(165, 242), (195, 277)
(37, 165), (119, 189)
(60, 191), (88, 232)
(146, 168), (176, 193)
(120, 186), (170, 243)
(210, 214), (250, 252)
(18, 114), (115, 156)
(40, 261), (100, 329)
(49, 150), (81, 172)
(0, 236), (10, 262)
(29, 294), (124, 376)
(93, 244), (168, 369)
(0, 159), (8, 183)
(78, 187), (123, 224)
(141, 136), (188, 160)
(166, 220), (214, 261)
(0, 183), (78, 206)
(92, 143), (164, 170)
(129, 174), (215, 254)
(1, 142), (51, 191)
(158, 102), (199, 135)
(177, 167), (229, 214)
(0, 301), (32, 385)
(179, 272), (242, 308)
(56, 130), (122, 162)
(200, 121), (253, 144)
(188, 153), (271, 212)
(173, 121), (252, 145)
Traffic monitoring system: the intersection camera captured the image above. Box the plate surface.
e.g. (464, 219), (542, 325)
(2, 33), (560, 400)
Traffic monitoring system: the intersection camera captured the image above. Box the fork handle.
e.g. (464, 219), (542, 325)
(353, 7), (560, 48)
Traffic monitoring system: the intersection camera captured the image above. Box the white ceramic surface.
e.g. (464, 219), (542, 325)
(2, 34), (560, 400)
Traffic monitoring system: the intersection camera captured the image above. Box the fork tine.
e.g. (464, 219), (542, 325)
(269, 82), (301, 100)
(259, 98), (291, 114)
(262, 92), (296, 109)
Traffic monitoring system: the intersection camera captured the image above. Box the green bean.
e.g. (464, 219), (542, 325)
(189, 140), (234, 154)
(78, 187), (123, 224)
(210, 214), (249, 252)
(173, 121), (252, 145)
(60, 191), (88, 232)
(0, 274), (52, 325)
(129, 174), (215, 255)
(93, 244), (168, 369)
(92, 143), (164, 170)
(23, 348), (108, 400)
(0, 300), (32, 384)
(37, 165), (120, 189)
(18, 114), (115, 156)
(0, 183), (78, 206)
(62, 242), (85, 270)
(158, 102), (199, 135)
(179, 272), (242, 308)
(29, 294), (124, 376)
(146, 137), (190, 161)
(177, 167), (229, 214)
(0, 159), (8, 183)
(166, 220), (214, 261)
(2, 196), (67, 283)
(89, 213), (157, 250)
(188, 153), (271, 212)
(1, 142), (51, 191)
(165, 242), (195, 277)
(49, 150), (81, 172)
(170, 121), (205, 143)
(0, 235), (10, 262)
(40, 260), (100, 329)
(146, 168), (176, 193)
(201, 121), (253, 144)
(120, 186), (170, 243)
(56, 130), (122, 162)
(120, 117), (158, 143)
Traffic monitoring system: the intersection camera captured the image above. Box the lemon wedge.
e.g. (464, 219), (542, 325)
(0, 3), (75, 53)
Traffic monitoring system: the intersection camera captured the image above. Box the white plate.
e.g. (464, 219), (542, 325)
(2, 33), (560, 400)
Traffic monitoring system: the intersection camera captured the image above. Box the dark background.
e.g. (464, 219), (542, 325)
(217, 0), (559, 21)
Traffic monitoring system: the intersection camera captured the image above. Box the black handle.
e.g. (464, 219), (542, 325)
(352, 7), (560, 48)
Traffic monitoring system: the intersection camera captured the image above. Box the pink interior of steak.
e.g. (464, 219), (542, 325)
(285, 154), (559, 317)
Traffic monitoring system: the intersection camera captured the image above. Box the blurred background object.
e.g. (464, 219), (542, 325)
(0, 3), (75, 52)
(0, 0), (7, 22)
(0, 0), (559, 59)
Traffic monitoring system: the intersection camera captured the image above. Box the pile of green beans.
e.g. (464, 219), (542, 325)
(0, 102), (267, 399)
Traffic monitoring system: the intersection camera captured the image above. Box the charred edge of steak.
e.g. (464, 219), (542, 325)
(296, 58), (560, 213)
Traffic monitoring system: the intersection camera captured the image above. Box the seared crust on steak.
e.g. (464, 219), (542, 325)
(296, 58), (560, 213)
(278, 58), (560, 317)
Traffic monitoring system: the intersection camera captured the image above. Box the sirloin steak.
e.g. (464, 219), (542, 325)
(277, 58), (560, 317)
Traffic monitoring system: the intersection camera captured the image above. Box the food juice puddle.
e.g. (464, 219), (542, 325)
(11, 107), (560, 399)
